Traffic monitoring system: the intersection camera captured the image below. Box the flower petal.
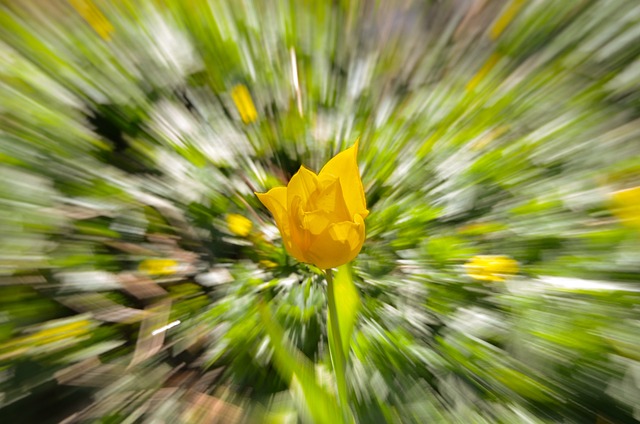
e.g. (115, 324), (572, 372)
(350, 213), (366, 253)
(257, 187), (306, 262)
(287, 195), (310, 263)
(287, 166), (319, 211)
(307, 215), (365, 269)
(303, 210), (331, 235)
(256, 187), (288, 228)
(309, 178), (351, 222)
(306, 235), (351, 269)
(318, 140), (369, 219)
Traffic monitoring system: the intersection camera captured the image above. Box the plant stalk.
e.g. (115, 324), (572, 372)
(325, 268), (349, 414)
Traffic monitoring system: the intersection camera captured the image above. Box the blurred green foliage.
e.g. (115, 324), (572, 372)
(0, 0), (639, 422)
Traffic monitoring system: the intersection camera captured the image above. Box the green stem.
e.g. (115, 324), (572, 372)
(325, 268), (349, 415)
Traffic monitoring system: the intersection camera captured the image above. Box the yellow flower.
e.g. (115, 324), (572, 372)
(226, 214), (253, 237)
(466, 53), (501, 92)
(69, 0), (114, 41)
(465, 255), (518, 282)
(139, 259), (178, 276)
(259, 259), (278, 269)
(611, 186), (640, 229)
(231, 84), (258, 124)
(490, 0), (527, 40)
(256, 141), (369, 269)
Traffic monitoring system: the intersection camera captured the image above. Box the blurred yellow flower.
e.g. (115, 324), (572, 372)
(259, 259), (278, 269)
(231, 84), (258, 124)
(139, 258), (178, 276)
(69, 0), (114, 41)
(611, 186), (640, 229)
(490, 0), (527, 40)
(0, 318), (92, 360)
(465, 255), (518, 282)
(256, 141), (369, 269)
(466, 53), (501, 92)
(226, 214), (253, 237)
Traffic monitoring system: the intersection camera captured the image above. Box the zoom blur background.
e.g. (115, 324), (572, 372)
(1, 0), (640, 422)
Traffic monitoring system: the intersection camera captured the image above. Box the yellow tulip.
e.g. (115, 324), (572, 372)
(226, 213), (253, 237)
(465, 255), (518, 282)
(256, 141), (369, 269)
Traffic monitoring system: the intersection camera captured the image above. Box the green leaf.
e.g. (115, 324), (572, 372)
(258, 301), (345, 424)
(328, 265), (361, 360)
